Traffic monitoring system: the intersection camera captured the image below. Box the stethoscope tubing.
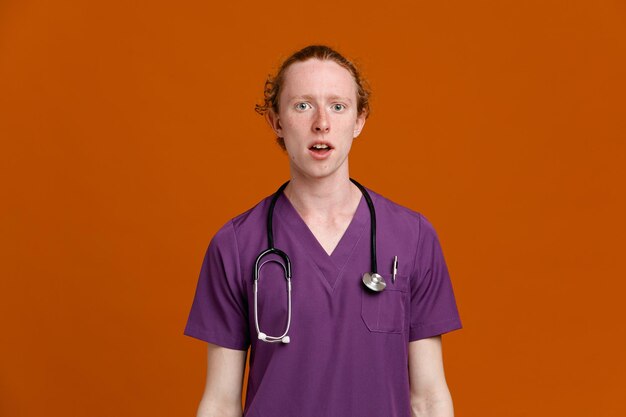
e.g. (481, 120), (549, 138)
(350, 178), (378, 273)
(253, 251), (292, 343)
(253, 178), (379, 344)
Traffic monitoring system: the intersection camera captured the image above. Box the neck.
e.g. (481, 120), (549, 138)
(283, 165), (360, 218)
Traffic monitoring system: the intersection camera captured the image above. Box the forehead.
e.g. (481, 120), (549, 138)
(280, 59), (357, 101)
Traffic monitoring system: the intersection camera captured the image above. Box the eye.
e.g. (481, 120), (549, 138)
(332, 103), (346, 112)
(295, 102), (311, 111)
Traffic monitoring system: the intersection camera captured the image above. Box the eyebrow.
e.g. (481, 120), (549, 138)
(289, 94), (353, 103)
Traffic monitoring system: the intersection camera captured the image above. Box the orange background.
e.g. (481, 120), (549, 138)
(1, 1), (625, 416)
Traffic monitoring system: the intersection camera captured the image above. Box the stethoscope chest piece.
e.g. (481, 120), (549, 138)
(362, 272), (387, 292)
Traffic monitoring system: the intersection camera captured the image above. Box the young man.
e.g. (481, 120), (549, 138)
(185, 45), (462, 417)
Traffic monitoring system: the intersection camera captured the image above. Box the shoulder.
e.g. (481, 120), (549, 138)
(366, 187), (419, 218)
(364, 186), (443, 247)
(209, 193), (274, 248)
(365, 187), (433, 227)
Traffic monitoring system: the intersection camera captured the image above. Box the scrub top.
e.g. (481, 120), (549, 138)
(184, 186), (462, 417)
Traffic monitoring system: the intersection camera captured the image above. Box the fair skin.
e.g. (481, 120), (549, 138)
(196, 344), (246, 417)
(266, 58), (366, 255)
(195, 58), (454, 417)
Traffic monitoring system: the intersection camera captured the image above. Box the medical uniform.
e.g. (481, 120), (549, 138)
(184, 186), (462, 417)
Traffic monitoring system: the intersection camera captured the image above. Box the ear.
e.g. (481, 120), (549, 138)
(265, 109), (283, 137)
(353, 112), (366, 138)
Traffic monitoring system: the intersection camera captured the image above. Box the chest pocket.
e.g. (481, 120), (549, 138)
(361, 273), (409, 333)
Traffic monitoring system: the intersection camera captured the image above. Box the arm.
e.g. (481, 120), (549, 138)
(408, 336), (455, 417)
(196, 343), (247, 417)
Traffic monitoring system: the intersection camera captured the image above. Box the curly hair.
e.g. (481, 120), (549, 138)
(255, 45), (371, 150)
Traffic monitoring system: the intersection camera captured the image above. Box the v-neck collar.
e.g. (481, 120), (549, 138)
(274, 190), (369, 290)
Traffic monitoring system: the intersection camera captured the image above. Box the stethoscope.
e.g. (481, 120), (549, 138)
(253, 178), (386, 344)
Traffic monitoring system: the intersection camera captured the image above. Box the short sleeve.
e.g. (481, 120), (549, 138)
(409, 214), (462, 341)
(184, 221), (250, 350)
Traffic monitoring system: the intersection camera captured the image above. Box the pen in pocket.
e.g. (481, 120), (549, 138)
(392, 255), (398, 283)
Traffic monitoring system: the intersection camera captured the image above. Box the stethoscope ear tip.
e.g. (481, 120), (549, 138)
(258, 332), (267, 341)
(282, 336), (290, 344)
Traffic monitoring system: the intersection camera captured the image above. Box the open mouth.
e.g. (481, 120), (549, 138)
(309, 143), (333, 154)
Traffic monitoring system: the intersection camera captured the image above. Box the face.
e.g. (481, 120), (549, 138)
(266, 58), (366, 182)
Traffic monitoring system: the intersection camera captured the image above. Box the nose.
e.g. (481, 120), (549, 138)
(312, 108), (330, 133)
